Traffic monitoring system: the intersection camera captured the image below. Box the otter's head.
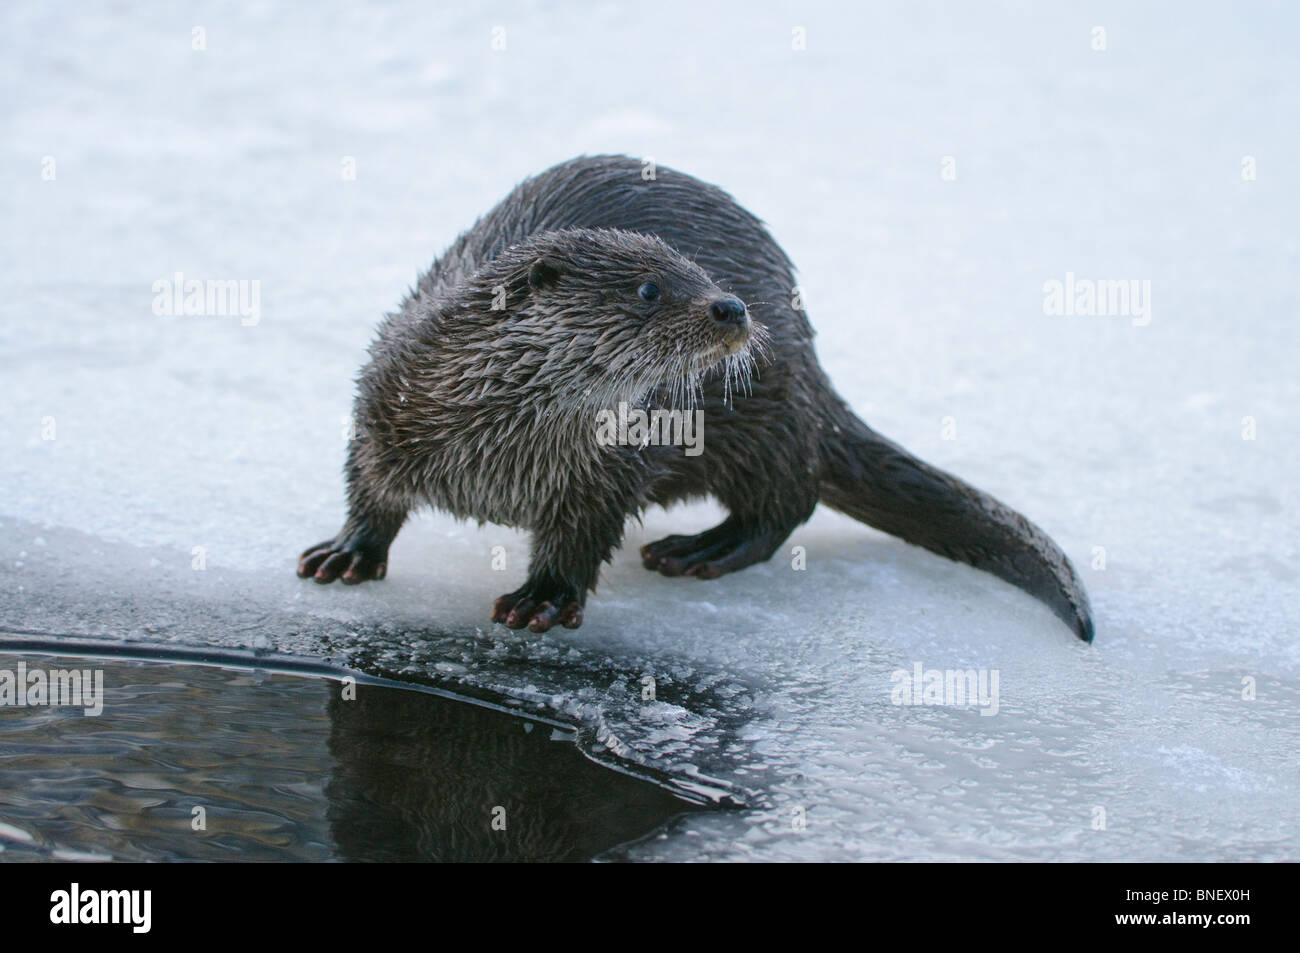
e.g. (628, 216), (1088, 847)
(505, 228), (764, 407)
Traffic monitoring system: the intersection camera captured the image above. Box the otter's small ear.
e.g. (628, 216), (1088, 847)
(528, 257), (564, 291)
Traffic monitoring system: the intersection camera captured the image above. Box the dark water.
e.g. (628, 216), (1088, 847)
(0, 649), (705, 862)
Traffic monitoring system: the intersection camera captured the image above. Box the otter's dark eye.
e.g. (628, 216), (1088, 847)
(638, 281), (660, 303)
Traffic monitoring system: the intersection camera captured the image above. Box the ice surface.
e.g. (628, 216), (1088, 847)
(2, 1), (1297, 860)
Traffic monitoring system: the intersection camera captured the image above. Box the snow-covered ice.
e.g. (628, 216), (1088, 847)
(2, 1), (1297, 860)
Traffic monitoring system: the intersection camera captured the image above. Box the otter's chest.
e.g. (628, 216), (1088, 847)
(411, 404), (621, 527)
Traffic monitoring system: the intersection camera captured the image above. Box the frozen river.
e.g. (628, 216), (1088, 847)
(2, 1), (1297, 860)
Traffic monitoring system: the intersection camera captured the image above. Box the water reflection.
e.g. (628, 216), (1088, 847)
(0, 653), (702, 862)
(325, 684), (704, 861)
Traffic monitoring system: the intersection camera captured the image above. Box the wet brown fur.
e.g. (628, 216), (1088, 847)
(298, 156), (1094, 641)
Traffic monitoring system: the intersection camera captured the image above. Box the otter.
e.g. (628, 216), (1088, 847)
(298, 155), (1094, 642)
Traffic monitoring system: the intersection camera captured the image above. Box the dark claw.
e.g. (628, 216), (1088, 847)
(528, 602), (563, 633)
(297, 539), (388, 585)
(297, 547), (333, 578)
(491, 593), (518, 624)
(315, 552), (352, 582)
(492, 586), (585, 632)
(504, 598), (537, 629)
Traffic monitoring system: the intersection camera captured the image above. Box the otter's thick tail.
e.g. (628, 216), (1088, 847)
(819, 400), (1094, 642)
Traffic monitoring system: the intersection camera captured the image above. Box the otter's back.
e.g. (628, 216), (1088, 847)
(421, 155), (807, 343)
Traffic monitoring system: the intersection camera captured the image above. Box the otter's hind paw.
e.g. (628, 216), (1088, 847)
(297, 540), (388, 585)
(640, 520), (777, 579)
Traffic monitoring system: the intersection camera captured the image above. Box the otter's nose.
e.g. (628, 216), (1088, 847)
(710, 296), (748, 327)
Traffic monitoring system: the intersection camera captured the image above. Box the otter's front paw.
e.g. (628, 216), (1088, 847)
(491, 585), (584, 633)
(297, 539), (388, 585)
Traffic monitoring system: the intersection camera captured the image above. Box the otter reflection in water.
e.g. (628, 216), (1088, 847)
(324, 684), (704, 862)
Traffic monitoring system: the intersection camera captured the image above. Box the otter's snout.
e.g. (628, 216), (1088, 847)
(710, 295), (748, 328)
(708, 295), (750, 355)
